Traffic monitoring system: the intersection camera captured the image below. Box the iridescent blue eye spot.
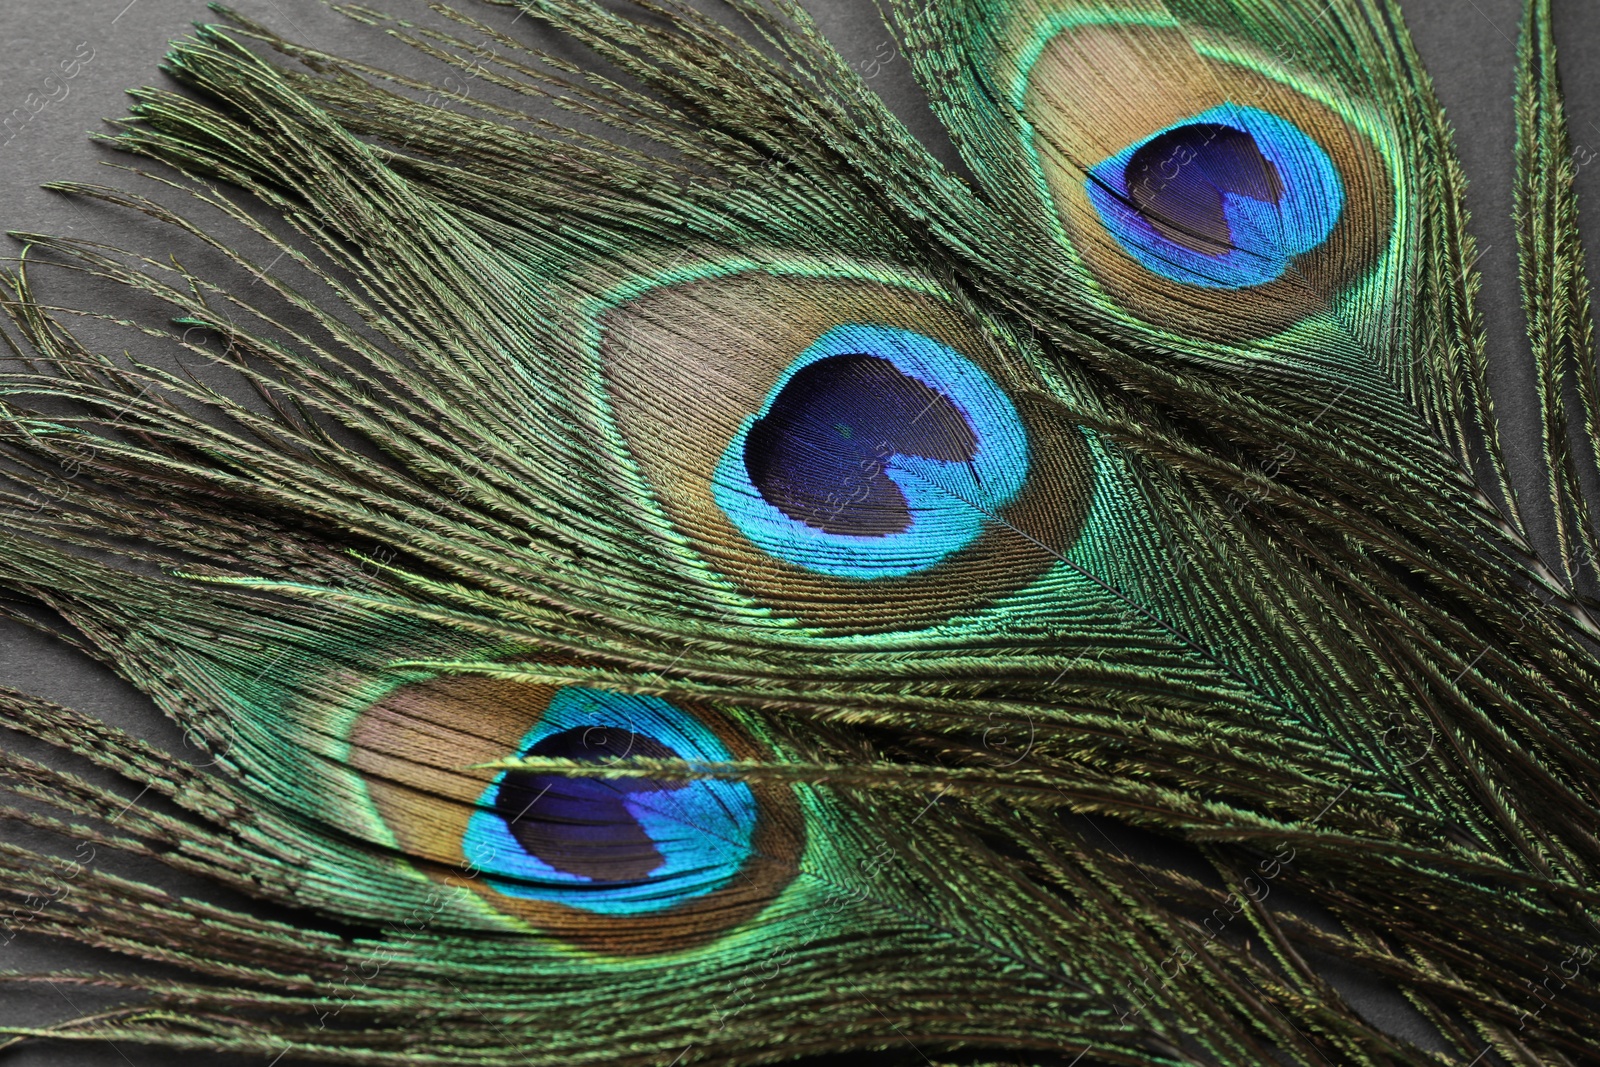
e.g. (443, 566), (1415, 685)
(1085, 106), (1344, 288)
(713, 325), (1031, 579)
(744, 354), (979, 536)
(493, 728), (687, 882)
(464, 688), (757, 916)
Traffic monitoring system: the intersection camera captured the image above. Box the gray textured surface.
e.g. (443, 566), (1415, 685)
(0, 0), (1593, 1063)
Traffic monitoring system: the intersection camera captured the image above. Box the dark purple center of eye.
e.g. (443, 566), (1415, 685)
(1123, 123), (1284, 255)
(742, 354), (977, 536)
(493, 727), (686, 883)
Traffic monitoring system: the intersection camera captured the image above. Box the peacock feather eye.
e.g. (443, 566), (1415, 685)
(1086, 106), (1344, 289)
(714, 325), (1031, 579)
(464, 688), (757, 914)
(349, 675), (803, 953)
(598, 262), (1097, 630)
(1015, 19), (1394, 337)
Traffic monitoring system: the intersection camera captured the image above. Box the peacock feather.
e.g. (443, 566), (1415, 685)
(0, 0), (1597, 1064)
